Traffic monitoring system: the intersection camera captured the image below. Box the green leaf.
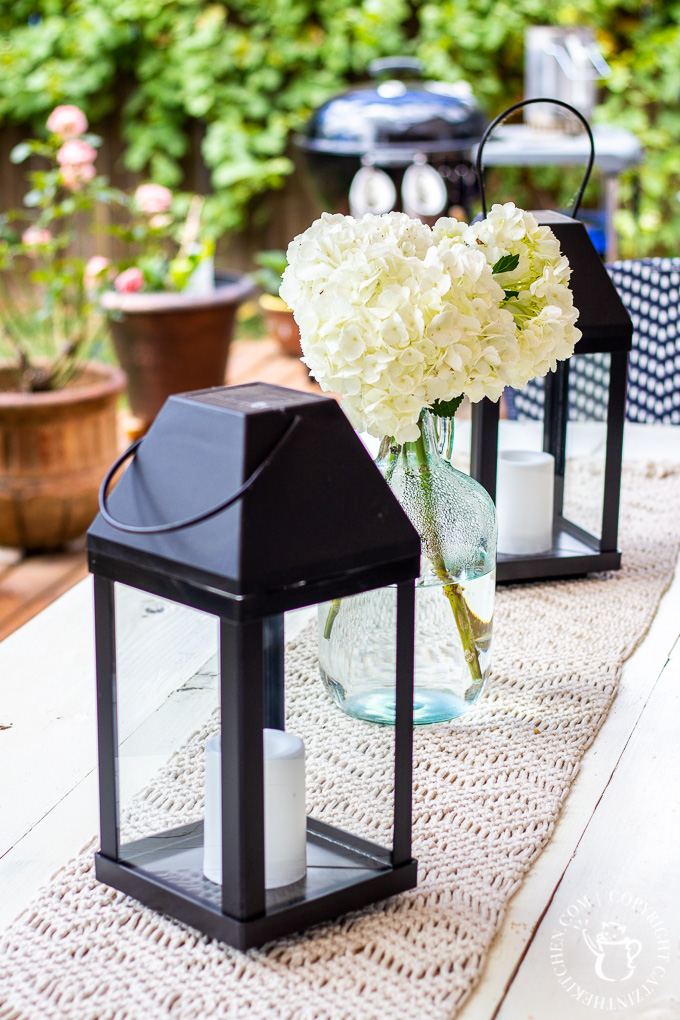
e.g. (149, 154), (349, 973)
(430, 395), (464, 419)
(492, 254), (520, 275)
(504, 289), (519, 299)
(254, 249), (288, 274)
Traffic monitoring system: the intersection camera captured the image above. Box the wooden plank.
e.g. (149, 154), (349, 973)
(0, 604), (315, 929)
(227, 337), (317, 393)
(496, 635), (680, 1017)
(0, 548), (21, 575)
(0, 679), (218, 930)
(457, 550), (680, 1020)
(0, 548), (88, 643)
(226, 338), (283, 381)
(0, 579), (216, 864)
(1, 418), (678, 971)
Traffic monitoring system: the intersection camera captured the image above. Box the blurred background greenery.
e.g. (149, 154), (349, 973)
(0, 0), (677, 258)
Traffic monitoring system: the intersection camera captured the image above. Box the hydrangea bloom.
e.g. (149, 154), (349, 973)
(282, 207), (580, 442)
(435, 203), (581, 388)
(282, 213), (515, 441)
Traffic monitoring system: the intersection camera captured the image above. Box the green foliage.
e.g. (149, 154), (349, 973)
(430, 395), (464, 419)
(251, 249), (288, 294)
(0, 1), (679, 253)
(492, 254), (520, 274)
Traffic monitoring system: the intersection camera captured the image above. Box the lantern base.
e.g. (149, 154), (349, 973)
(497, 518), (621, 583)
(95, 818), (417, 951)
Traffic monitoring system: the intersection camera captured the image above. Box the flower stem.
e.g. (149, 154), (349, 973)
(412, 422), (483, 686)
(323, 418), (485, 693)
(323, 598), (342, 639)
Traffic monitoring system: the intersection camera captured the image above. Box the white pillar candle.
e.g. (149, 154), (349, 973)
(203, 728), (307, 889)
(496, 450), (555, 555)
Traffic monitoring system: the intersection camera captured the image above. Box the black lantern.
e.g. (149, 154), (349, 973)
(469, 99), (632, 583)
(87, 383), (420, 950)
(470, 210), (631, 582)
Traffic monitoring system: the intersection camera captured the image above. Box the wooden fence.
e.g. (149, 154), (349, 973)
(0, 118), (323, 274)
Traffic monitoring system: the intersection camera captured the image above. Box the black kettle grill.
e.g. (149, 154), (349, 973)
(295, 57), (486, 220)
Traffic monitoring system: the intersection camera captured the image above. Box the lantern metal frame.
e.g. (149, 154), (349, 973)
(88, 384), (420, 950)
(469, 99), (632, 584)
(471, 354), (628, 583)
(470, 211), (631, 583)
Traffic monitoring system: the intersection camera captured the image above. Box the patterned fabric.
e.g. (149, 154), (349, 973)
(609, 257), (680, 424)
(512, 258), (680, 425)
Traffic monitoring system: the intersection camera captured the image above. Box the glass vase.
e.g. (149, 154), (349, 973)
(318, 410), (496, 725)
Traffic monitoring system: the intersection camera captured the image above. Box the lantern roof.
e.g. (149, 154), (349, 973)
(87, 384), (420, 618)
(535, 211), (632, 355)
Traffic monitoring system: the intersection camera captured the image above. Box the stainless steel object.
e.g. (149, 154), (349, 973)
(524, 27), (610, 133)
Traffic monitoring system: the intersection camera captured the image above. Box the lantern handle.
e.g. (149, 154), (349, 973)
(98, 414), (303, 534)
(475, 97), (595, 218)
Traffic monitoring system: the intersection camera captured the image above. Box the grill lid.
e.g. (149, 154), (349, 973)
(298, 58), (486, 161)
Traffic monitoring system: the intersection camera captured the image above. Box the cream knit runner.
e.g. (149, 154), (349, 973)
(2, 462), (680, 1020)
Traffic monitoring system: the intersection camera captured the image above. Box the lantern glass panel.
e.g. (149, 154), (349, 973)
(492, 376), (548, 461)
(113, 582), (220, 854)
(563, 352), (611, 542)
(313, 590), (396, 848)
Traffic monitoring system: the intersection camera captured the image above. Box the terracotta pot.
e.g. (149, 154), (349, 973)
(259, 294), (303, 357)
(0, 361), (126, 551)
(103, 272), (254, 427)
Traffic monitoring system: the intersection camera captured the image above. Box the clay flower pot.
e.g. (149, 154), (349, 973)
(102, 272), (254, 427)
(0, 361), (126, 550)
(259, 294), (303, 357)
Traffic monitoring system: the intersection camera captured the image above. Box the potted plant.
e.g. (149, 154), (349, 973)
(100, 188), (254, 428)
(0, 106), (126, 551)
(252, 250), (302, 357)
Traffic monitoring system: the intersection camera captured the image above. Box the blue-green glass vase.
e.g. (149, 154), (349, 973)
(318, 409), (496, 725)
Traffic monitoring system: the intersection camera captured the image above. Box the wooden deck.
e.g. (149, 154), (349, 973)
(0, 338), (315, 644)
(1, 421), (679, 1013)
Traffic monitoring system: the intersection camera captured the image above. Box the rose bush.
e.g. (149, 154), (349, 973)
(0, 105), (215, 391)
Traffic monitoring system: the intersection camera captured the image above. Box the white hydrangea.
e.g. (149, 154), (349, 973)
(282, 212), (518, 442)
(434, 202), (581, 389)
(281, 206), (580, 442)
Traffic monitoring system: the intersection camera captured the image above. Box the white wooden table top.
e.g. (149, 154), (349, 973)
(1, 421), (679, 1019)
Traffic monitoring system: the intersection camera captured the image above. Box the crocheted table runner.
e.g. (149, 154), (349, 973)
(2, 462), (680, 1020)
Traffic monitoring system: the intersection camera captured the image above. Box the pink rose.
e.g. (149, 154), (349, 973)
(114, 267), (145, 293)
(46, 105), (88, 139)
(134, 183), (173, 216)
(57, 139), (97, 166)
(60, 162), (96, 191)
(21, 227), (52, 250)
(84, 256), (110, 288)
